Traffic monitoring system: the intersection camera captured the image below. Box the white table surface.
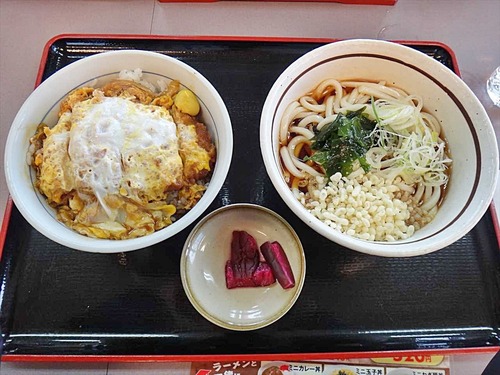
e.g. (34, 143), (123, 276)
(1, 0), (499, 373)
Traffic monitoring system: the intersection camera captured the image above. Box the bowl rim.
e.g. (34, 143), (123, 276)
(260, 39), (499, 257)
(4, 49), (234, 253)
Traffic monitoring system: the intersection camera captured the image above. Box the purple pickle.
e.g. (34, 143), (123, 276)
(251, 262), (276, 287)
(260, 241), (295, 289)
(225, 231), (276, 289)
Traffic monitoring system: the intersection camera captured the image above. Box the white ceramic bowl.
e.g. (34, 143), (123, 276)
(4, 50), (233, 253)
(260, 39), (499, 257)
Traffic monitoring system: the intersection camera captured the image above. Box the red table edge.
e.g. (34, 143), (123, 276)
(156, 0), (398, 5)
(2, 346), (499, 363)
(1, 34), (498, 362)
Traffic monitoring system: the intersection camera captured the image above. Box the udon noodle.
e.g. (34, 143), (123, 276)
(280, 79), (452, 241)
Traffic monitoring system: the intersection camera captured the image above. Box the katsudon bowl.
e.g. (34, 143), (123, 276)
(4, 50), (233, 253)
(260, 39), (498, 257)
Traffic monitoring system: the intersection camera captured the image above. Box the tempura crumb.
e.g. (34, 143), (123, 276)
(299, 170), (435, 241)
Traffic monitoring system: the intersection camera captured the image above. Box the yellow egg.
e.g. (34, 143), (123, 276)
(174, 89), (200, 116)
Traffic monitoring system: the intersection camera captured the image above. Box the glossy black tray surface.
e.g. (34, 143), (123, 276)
(1, 37), (499, 357)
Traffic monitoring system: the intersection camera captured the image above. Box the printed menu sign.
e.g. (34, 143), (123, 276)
(191, 360), (260, 375)
(190, 358), (450, 375)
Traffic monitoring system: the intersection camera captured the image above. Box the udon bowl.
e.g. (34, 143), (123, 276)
(260, 39), (498, 257)
(4, 50), (233, 253)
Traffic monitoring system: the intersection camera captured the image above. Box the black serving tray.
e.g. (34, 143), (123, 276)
(1, 36), (499, 358)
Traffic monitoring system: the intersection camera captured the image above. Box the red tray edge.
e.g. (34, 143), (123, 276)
(2, 346), (499, 363)
(40, 33), (463, 79)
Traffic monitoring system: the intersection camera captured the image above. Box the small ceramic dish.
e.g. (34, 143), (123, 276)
(180, 203), (306, 331)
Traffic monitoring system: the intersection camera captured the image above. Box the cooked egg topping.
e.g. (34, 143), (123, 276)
(68, 95), (183, 205)
(32, 82), (216, 240)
